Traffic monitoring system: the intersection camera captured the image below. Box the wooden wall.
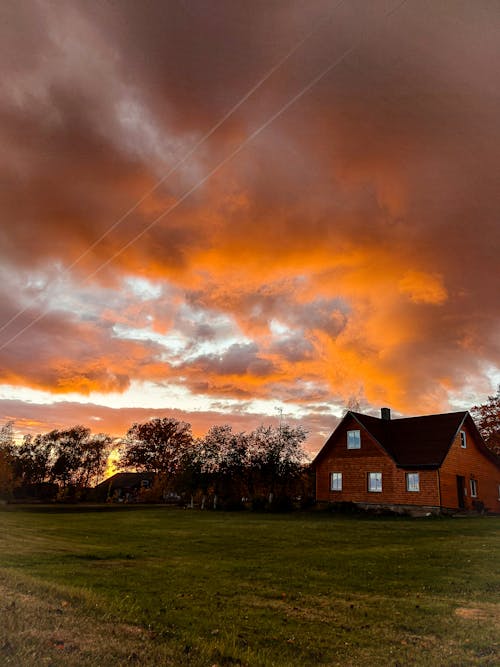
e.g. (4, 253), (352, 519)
(439, 421), (500, 512)
(315, 415), (439, 507)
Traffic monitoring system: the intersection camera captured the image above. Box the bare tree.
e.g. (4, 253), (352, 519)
(471, 387), (500, 456)
(248, 424), (308, 504)
(0, 421), (15, 500)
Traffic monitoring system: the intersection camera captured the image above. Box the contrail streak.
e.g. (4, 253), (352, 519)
(0, 0), (408, 354)
(0, 2), (344, 338)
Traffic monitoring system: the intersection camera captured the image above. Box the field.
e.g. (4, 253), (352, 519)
(0, 506), (499, 666)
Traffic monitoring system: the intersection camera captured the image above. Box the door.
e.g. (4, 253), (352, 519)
(456, 475), (466, 509)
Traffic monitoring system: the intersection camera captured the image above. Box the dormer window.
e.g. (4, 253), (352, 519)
(460, 431), (467, 448)
(347, 429), (361, 449)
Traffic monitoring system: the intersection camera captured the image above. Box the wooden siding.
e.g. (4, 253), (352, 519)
(439, 421), (500, 512)
(316, 415), (440, 507)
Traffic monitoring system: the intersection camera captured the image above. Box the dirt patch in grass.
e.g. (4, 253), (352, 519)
(455, 605), (500, 623)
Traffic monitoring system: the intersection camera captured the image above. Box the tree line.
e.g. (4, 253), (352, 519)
(0, 423), (112, 502)
(1, 389), (498, 506)
(0, 417), (313, 509)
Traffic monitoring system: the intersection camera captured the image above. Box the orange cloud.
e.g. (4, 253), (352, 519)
(398, 270), (448, 305)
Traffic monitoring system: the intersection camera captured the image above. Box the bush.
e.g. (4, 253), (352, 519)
(251, 496), (268, 512)
(13, 483), (59, 502)
(269, 496), (295, 513)
(219, 497), (246, 511)
(299, 495), (316, 510)
(327, 501), (360, 514)
(472, 499), (486, 514)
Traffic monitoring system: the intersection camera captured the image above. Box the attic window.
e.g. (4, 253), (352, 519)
(347, 429), (361, 449)
(460, 431), (467, 448)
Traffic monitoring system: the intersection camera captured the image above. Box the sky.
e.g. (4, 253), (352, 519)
(1, 0), (499, 453)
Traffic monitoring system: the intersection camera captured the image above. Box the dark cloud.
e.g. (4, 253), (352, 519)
(185, 342), (275, 378)
(271, 335), (315, 363)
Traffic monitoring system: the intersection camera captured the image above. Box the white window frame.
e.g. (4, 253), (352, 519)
(406, 472), (420, 492)
(470, 479), (478, 498)
(368, 472), (382, 493)
(330, 472), (342, 491)
(347, 429), (361, 449)
(460, 431), (467, 448)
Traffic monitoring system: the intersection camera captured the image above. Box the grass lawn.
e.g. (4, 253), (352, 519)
(0, 506), (499, 666)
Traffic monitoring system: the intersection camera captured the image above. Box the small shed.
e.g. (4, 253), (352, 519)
(93, 472), (156, 502)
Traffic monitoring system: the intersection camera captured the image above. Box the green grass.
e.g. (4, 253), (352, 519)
(0, 506), (499, 666)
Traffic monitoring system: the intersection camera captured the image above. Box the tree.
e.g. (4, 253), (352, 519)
(193, 425), (249, 508)
(13, 427), (112, 499)
(0, 420), (14, 450)
(0, 421), (15, 500)
(471, 387), (500, 456)
(343, 395), (361, 415)
(49, 427), (112, 495)
(248, 424), (309, 504)
(119, 418), (193, 494)
(191, 422), (310, 509)
(14, 433), (52, 487)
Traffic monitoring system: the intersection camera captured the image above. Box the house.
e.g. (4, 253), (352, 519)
(93, 472), (155, 502)
(313, 408), (500, 513)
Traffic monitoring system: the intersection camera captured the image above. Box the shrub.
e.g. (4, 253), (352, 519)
(219, 497), (246, 511)
(299, 495), (316, 510)
(251, 496), (268, 512)
(327, 501), (360, 514)
(269, 495), (295, 513)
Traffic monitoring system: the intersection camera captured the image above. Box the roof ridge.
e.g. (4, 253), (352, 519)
(350, 409), (468, 422)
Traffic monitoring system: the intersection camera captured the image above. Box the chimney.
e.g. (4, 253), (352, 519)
(381, 407), (391, 421)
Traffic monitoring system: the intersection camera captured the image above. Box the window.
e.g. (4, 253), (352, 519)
(470, 479), (478, 498)
(406, 472), (420, 492)
(368, 472), (382, 492)
(460, 431), (467, 448)
(330, 472), (342, 491)
(347, 429), (361, 449)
